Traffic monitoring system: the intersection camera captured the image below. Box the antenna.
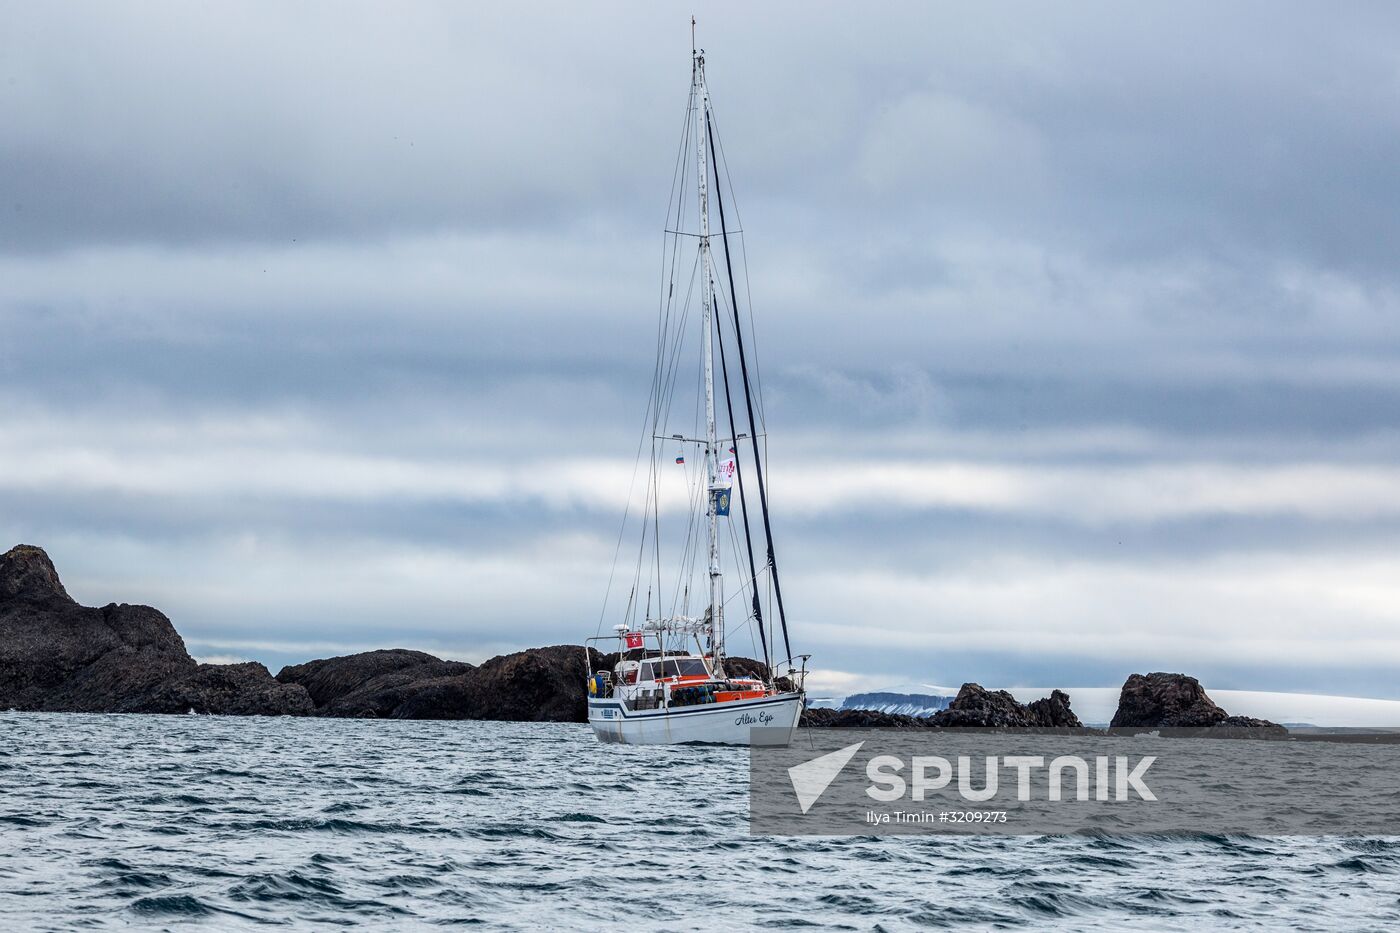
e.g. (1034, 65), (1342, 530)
(691, 16), (696, 56)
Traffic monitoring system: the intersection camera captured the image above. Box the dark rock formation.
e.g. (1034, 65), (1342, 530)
(447, 645), (597, 722)
(1, 543), (71, 602)
(1111, 673), (1284, 733)
(1111, 672), (1226, 728)
(801, 707), (927, 727)
(1218, 719), (1289, 737)
(1027, 689), (1081, 728)
(928, 684), (1030, 727)
(275, 645), (604, 722)
(927, 683), (1083, 729)
(329, 646), (592, 722)
(276, 649), (473, 718)
(723, 655), (771, 682)
(1, 544), (310, 715)
(1221, 715), (1280, 729)
(147, 662), (315, 716)
(2, 544), (195, 712)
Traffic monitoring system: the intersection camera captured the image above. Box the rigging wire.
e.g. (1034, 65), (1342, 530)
(707, 108), (768, 431)
(708, 244), (771, 672)
(596, 79), (698, 638)
(707, 105), (793, 666)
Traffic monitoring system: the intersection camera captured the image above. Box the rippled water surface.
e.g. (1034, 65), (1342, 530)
(2, 713), (1397, 930)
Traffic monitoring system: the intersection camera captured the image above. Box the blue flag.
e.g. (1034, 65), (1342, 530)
(713, 489), (731, 516)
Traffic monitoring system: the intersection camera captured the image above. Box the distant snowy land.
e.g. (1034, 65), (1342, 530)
(822, 691), (955, 718)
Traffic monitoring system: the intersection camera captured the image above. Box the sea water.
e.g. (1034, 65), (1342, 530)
(1, 712), (1396, 930)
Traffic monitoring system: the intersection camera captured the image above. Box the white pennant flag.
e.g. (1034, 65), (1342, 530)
(715, 456), (736, 489)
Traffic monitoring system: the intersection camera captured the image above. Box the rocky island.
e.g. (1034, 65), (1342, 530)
(0, 544), (598, 720)
(1, 544), (1284, 732)
(1109, 671), (1288, 736)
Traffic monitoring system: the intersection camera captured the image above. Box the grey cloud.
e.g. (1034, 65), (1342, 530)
(2, 2), (1397, 276)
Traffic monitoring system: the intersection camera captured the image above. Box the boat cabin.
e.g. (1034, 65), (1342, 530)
(589, 651), (769, 712)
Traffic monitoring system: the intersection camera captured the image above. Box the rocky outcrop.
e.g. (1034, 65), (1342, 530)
(722, 656), (771, 682)
(1, 543), (72, 603)
(1, 544), (310, 715)
(276, 649), (473, 718)
(322, 645), (594, 721)
(801, 707), (927, 727)
(927, 683), (1083, 729)
(2, 544), (195, 711)
(446, 645), (597, 722)
(147, 662), (315, 716)
(1027, 689), (1081, 728)
(927, 684), (1031, 727)
(1111, 672), (1225, 728)
(273, 645), (601, 721)
(1111, 673), (1285, 734)
(1220, 715), (1280, 729)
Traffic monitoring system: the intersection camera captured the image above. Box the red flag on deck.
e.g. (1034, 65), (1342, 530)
(624, 631), (643, 649)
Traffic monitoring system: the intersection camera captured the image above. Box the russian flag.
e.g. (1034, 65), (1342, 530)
(675, 454), (685, 464)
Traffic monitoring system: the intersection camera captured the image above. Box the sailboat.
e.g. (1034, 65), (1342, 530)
(585, 30), (808, 746)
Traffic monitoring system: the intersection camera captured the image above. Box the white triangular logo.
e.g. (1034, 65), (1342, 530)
(787, 742), (864, 814)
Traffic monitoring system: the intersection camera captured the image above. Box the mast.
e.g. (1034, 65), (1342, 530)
(693, 38), (724, 668)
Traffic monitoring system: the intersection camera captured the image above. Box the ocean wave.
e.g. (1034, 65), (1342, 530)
(1, 713), (1398, 930)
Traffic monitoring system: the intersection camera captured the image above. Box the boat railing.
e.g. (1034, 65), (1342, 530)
(773, 653), (811, 694)
(583, 629), (718, 679)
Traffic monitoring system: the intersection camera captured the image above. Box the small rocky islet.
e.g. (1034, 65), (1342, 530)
(0, 544), (1283, 732)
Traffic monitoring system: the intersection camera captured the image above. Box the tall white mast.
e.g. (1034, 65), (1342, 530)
(693, 38), (723, 666)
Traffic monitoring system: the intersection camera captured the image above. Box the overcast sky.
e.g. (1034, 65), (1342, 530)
(4, 2), (1400, 698)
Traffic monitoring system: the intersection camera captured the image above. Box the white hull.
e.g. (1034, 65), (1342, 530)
(588, 692), (802, 746)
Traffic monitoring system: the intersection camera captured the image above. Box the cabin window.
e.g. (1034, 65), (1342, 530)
(639, 658), (709, 680)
